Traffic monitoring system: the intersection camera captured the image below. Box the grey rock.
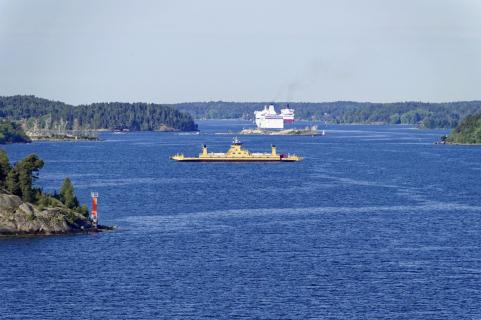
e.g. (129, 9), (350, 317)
(0, 193), (94, 235)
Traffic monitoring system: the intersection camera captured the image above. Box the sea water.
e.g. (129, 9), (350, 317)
(1, 121), (481, 319)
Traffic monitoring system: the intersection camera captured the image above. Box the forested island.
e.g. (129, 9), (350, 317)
(2, 95), (481, 131)
(0, 150), (104, 235)
(0, 95), (198, 132)
(445, 114), (481, 144)
(171, 101), (481, 129)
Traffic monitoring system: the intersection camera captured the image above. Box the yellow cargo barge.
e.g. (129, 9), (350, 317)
(171, 137), (302, 162)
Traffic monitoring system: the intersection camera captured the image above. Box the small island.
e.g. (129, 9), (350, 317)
(443, 114), (481, 144)
(240, 125), (325, 136)
(0, 95), (199, 133)
(0, 150), (109, 236)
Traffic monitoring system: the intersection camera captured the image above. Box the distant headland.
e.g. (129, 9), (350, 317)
(0, 95), (198, 135)
(443, 114), (481, 144)
(2, 95), (481, 134)
(171, 101), (481, 129)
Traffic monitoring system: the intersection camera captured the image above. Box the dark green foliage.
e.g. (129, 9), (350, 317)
(76, 204), (89, 218)
(0, 120), (31, 144)
(5, 169), (20, 195)
(0, 149), (89, 215)
(0, 150), (10, 187)
(5, 166), (44, 204)
(80, 102), (198, 131)
(15, 154), (44, 202)
(3, 95), (480, 130)
(37, 193), (63, 210)
(446, 114), (481, 144)
(171, 101), (481, 129)
(0, 95), (198, 132)
(57, 178), (88, 217)
(59, 178), (80, 209)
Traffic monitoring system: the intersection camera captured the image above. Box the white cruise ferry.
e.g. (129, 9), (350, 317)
(254, 105), (284, 129)
(280, 106), (295, 124)
(254, 104), (295, 129)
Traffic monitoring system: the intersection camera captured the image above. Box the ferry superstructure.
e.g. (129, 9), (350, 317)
(280, 107), (295, 124)
(254, 104), (295, 129)
(254, 105), (284, 129)
(171, 137), (302, 162)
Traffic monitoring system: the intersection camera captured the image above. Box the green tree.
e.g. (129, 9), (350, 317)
(59, 178), (79, 209)
(0, 120), (31, 144)
(15, 154), (44, 202)
(446, 114), (481, 144)
(6, 169), (20, 195)
(77, 204), (89, 218)
(389, 114), (401, 124)
(0, 149), (10, 187)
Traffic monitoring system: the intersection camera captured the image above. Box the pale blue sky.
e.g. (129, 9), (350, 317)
(0, 0), (480, 104)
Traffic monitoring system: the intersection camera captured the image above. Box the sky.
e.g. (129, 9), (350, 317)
(0, 0), (480, 104)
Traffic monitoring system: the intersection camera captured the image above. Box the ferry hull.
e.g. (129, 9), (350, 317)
(171, 138), (303, 162)
(171, 158), (301, 162)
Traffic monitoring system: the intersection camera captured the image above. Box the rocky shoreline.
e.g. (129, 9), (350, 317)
(26, 131), (99, 141)
(0, 193), (112, 236)
(240, 126), (325, 136)
(29, 136), (100, 142)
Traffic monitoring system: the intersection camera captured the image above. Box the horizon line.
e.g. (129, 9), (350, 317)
(1, 94), (481, 106)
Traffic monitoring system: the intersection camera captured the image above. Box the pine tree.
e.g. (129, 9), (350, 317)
(77, 204), (89, 218)
(6, 169), (20, 196)
(0, 149), (11, 187)
(59, 178), (79, 209)
(15, 154), (44, 202)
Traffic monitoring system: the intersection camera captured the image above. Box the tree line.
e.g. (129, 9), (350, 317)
(0, 95), (198, 132)
(171, 101), (481, 129)
(3, 95), (480, 129)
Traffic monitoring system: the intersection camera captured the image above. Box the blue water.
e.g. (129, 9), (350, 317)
(1, 121), (481, 319)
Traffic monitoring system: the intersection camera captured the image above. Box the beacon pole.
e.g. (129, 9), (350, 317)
(91, 192), (99, 228)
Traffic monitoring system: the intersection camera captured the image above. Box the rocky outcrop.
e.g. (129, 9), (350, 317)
(240, 126), (325, 136)
(0, 193), (95, 236)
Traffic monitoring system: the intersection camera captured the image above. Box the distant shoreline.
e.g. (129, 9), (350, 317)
(441, 142), (481, 146)
(240, 127), (324, 136)
(29, 136), (100, 142)
(195, 119), (437, 128)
